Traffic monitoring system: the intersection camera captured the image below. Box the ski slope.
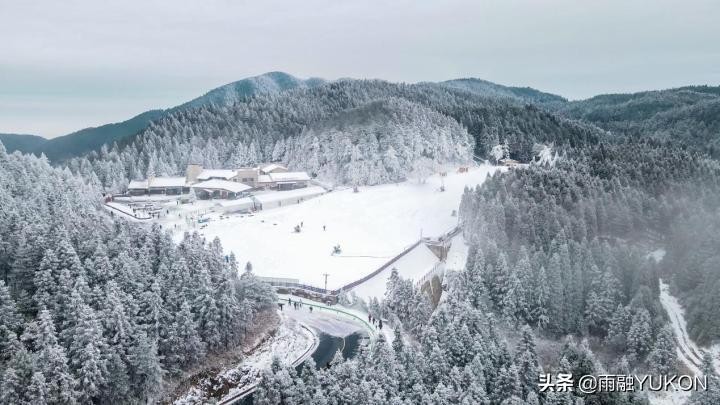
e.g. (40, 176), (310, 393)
(349, 243), (440, 302)
(174, 165), (501, 290)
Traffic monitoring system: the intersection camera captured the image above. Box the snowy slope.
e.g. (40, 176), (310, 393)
(174, 165), (501, 290)
(659, 279), (719, 374)
(349, 243), (440, 302)
(444, 234), (469, 272)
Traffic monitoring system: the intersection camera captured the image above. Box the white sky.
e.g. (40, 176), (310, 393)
(1, 0), (719, 137)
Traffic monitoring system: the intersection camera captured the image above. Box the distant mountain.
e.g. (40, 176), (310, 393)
(558, 85), (720, 157)
(440, 78), (567, 106)
(0, 110), (165, 161)
(173, 71), (324, 111)
(0, 133), (47, 154)
(0, 72), (322, 162)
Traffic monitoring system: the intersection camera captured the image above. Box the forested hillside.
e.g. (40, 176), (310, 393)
(460, 141), (720, 342)
(70, 79), (604, 191)
(254, 140), (720, 404)
(0, 144), (276, 403)
(0, 133), (47, 155)
(559, 86), (720, 157)
(441, 77), (568, 106)
(0, 111), (165, 162)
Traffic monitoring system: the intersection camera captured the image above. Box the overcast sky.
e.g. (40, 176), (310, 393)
(1, 0), (719, 138)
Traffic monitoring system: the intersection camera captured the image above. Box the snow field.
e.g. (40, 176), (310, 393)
(172, 165), (502, 290)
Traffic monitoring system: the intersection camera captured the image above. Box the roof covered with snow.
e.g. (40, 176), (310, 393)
(197, 169), (237, 181)
(127, 180), (148, 189)
(260, 163), (287, 173)
(191, 179), (251, 193)
(257, 174), (273, 183)
(149, 177), (187, 188)
(252, 186), (325, 204)
(268, 171), (310, 182)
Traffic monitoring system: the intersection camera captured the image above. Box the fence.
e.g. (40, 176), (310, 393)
(263, 224), (462, 297)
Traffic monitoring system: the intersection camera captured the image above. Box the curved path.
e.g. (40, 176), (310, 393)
(217, 294), (378, 404)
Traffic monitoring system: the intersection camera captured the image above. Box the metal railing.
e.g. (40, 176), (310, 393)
(264, 224), (462, 297)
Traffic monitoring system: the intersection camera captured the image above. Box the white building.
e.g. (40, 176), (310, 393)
(125, 163), (311, 198)
(128, 177), (189, 196)
(196, 169), (238, 181)
(190, 179), (252, 200)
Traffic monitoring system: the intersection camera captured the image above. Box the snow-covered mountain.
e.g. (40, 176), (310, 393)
(173, 71), (325, 111)
(440, 77), (567, 106)
(72, 78), (602, 191)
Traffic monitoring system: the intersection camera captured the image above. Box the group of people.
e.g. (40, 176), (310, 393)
(287, 297), (313, 312)
(368, 314), (383, 330)
(293, 221), (328, 233)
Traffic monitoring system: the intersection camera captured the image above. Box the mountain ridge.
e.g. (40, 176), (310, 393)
(0, 72), (322, 161)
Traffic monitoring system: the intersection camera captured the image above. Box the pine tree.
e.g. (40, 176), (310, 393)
(26, 372), (48, 405)
(626, 309), (652, 359)
(392, 327), (404, 356)
(172, 300), (206, 369)
(32, 309), (77, 404)
(2, 339), (35, 404)
(127, 331), (163, 403)
(688, 352), (720, 405)
(647, 326), (677, 375)
(515, 325), (541, 400)
(255, 364), (283, 404)
(0, 281), (21, 334)
(64, 292), (107, 403)
(606, 305), (632, 350)
(0, 367), (23, 405)
(492, 364), (520, 404)
(33, 249), (59, 314)
(533, 266), (550, 329)
(489, 253), (511, 309)
(502, 272), (528, 323)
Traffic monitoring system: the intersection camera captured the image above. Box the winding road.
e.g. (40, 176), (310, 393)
(215, 294), (374, 404)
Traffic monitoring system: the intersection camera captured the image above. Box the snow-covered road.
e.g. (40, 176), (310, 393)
(659, 279), (705, 374)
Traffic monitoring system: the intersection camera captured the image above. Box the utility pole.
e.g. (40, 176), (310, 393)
(322, 273), (329, 294)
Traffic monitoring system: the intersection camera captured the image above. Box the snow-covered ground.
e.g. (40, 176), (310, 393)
(349, 243), (440, 302)
(158, 165), (501, 290)
(444, 234), (469, 271)
(104, 202), (151, 220)
(281, 298), (367, 338)
(649, 246), (718, 405)
(278, 294), (394, 343)
(654, 279), (697, 405)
